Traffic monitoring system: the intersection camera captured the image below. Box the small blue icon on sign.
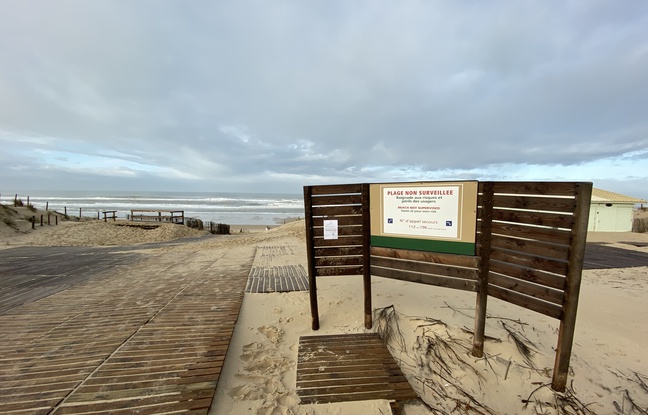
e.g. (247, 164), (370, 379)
(446, 221), (453, 226)
(387, 218), (393, 224)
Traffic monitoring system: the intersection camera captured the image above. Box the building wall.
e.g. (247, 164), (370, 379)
(588, 203), (634, 232)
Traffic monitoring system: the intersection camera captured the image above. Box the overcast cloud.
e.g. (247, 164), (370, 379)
(1, 1), (647, 198)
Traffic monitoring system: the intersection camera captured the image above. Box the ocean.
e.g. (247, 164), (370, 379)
(6, 191), (305, 226)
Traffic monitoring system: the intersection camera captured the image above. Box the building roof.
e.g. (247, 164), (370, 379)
(591, 188), (647, 203)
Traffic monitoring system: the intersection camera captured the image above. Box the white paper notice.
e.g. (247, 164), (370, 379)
(323, 219), (339, 240)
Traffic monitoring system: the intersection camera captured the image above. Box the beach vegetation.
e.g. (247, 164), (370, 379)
(2, 216), (16, 228)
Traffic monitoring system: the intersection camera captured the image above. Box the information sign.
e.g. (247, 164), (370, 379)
(370, 181), (478, 255)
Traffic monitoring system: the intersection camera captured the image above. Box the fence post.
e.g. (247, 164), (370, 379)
(304, 186), (319, 330)
(47, 214), (51, 225)
(551, 182), (592, 391)
(40, 215), (43, 226)
(79, 208), (82, 218)
(46, 202), (49, 210)
(32, 216), (35, 229)
(473, 182), (494, 357)
(361, 183), (372, 329)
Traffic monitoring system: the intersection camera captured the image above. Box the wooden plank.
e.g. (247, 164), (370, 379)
(487, 285), (562, 319)
(371, 246), (479, 268)
(488, 272), (564, 305)
(491, 194), (578, 213)
(491, 182), (579, 196)
(315, 256), (363, 267)
(300, 333), (379, 342)
(489, 260), (566, 291)
(310, 194), (363, 206)
(298, 388), (418, 404)
(372, 266), (478, 292)
(313, 236), (364, 247)
(309, 183), (365, 195)
(314, 246), (364, 257)
(312, 226), (363, 237)
(312, 216), (363, 227)
(297, 365), (405, 380)
(489, 234), (570, 262)
(490, 246), (568, 276)
(312, 205), (363, 216)
(297, 374), (407, 388)
(371, 256), (478, 281)
(490, 221), (572, 245)
(315, 266), (364, 277)
(488, 208), (574, 229)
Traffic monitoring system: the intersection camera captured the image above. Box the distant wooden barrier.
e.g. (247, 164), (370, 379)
(130, 209), (184, 225)
(304, 181), (592, 392)
(102, 211), (117, 222)
(633, 217), (647, 233)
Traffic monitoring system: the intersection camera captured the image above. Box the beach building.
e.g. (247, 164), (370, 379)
(588, 188), (646, 232)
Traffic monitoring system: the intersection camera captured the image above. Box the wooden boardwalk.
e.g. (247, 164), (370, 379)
(296, 333), (418, 404)
(0, 244), (254, 414)
(584, 242), (648, 269)
(245, 245), (309, 293)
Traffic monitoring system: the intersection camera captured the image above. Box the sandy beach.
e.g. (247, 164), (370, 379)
(1, 203), (647, 414)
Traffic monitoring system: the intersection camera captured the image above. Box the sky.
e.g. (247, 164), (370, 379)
(1, 1), (647, 200)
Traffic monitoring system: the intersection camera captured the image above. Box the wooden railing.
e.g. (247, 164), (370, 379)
(130, 210), (185, 225)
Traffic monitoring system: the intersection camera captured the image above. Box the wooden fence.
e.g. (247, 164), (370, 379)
(303, 181), (592, 392)
(303, 184), (371, 330)
(130, 209), (185, 224)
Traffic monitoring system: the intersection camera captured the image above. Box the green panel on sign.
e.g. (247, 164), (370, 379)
(371, 235), (475, 255)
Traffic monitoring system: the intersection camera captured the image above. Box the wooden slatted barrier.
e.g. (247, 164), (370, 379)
(304, 184), (371, 330)
(474, 181), (592, 391)
(304, 180), (592, 392)
(370, 247), (479, 292)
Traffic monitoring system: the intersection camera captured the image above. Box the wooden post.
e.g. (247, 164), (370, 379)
(472, 181), (494, 357)
(14, 194), (18, 206)
(55, 216), (58, 225)
(32, 216), (35, 229)
(304, 186), (319, 330)
(552, 182), (592, 391)
(40, 215), (43, 226)
(46, 202), (49, 210)
(64, 206), (67, 216)
(47, 214), (51, 225)
(79, 208), (82, 218)
(361, 183), (372, 329)
(27, 196), (30, 206)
